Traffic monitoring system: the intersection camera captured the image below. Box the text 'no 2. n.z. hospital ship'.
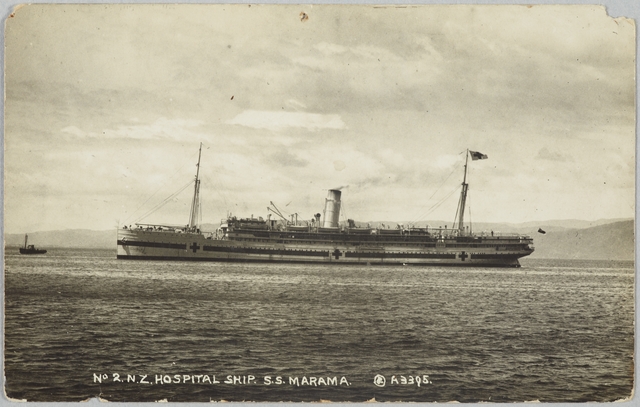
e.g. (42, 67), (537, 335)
(117, 146), (534, 267)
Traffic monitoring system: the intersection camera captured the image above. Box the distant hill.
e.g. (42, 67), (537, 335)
(5, 219), (634, 261)
(527, 220), (634, 261)
(510, 218), (630, 230)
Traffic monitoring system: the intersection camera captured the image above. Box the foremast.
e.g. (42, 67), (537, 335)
(187, 143), (203, 232)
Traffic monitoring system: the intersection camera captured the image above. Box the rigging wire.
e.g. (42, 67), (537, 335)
(409, 150), (469, 228)
(134, 179), (195, 224)
(409, 163), (461, 226)
(122, 149), (202, 225)
(466, 185), (473, 234)
(452, 193), (461, 230)
(424, 185), (461, 221)
(452, 152), (476, 232)
(451, 186), (469, 231)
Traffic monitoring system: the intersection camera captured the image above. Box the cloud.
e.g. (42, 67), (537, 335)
(60, 117), (205, 140)
(433, 154), (462, 169)
(536, 147), (573, 162)
(269, 150), (309, 168)
(285, 99), (307, 111)
(226, 110), (346, 131)
(315, 42), (348, 56)
(60, 126), (85, 138)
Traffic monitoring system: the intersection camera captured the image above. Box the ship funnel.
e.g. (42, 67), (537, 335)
(322, 189), (342, 228)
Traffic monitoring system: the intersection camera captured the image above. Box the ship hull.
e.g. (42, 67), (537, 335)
(19, 248), (47, 255)
(117, 229), (531, 267)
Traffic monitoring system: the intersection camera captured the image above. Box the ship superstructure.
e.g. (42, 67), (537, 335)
(117, 146), (534, 267)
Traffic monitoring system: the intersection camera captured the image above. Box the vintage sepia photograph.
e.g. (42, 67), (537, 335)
(3, 3), (636, 403)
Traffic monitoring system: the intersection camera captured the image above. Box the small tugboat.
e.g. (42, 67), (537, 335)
(19, 234), (47, 255)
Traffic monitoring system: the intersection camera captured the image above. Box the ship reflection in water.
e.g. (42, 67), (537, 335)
(117, 146), (534, 267)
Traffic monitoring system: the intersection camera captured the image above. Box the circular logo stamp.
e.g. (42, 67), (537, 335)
(373, 374), (386, 387)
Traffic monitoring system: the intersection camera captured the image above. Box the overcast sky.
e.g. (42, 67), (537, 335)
(4, 4), (635, 233)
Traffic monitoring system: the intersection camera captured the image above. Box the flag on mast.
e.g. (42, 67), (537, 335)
(470, 151), (488, 160)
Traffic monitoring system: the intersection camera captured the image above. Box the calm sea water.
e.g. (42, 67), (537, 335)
(4, 249), (634, 402)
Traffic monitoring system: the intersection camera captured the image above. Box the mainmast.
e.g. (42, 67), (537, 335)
(454, 149), (488, 236)
(456, 150), (470, 236)
(188, 143), (203, 232)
